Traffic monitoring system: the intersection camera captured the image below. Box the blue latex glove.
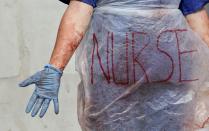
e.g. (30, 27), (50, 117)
(18, 64), (63, 118)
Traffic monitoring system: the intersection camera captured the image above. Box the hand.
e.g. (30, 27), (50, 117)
(18, 64), (63, 118)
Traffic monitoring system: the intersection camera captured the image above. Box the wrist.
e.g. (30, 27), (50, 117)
(49, 59), (66, 71)
(49, 60), (65, 70)
(44, 64), (63, 74)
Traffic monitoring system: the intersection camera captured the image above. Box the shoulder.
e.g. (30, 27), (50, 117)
(179, 0), (209, 15)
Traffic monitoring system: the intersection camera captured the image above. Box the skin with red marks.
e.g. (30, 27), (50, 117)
(49, 1), (93, 70)
(186, 9), (209, 47)
(185, 9), (209, 129)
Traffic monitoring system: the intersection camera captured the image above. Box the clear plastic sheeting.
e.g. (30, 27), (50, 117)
(75, 0), (209, 130)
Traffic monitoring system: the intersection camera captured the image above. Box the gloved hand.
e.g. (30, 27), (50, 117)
(18, 64), (63, 118)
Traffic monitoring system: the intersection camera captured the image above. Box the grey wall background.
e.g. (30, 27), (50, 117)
(0, 1), (209, 131)
(0, 0), (81, 131)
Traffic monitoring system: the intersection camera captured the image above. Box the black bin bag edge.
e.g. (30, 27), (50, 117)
(59, 0), (70, 5)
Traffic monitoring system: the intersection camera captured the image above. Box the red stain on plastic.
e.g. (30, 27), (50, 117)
(152, 30), (175, 83)
(91, 33), (111, 84)
(175, 29), (199, 82)
(132, 32), (149, 83)
(111, 32), (130, 85)
(90, 29), (199, 85)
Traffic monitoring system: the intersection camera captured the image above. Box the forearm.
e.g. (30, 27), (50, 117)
(49, 1), (93, 70)
(186, 9), (209, 46)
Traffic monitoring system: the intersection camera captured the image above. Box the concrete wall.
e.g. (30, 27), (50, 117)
(0, 0), (81, 131)
(0, 1), (209, 131)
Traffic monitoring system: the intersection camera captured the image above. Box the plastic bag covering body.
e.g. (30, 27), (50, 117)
(75, 0), (209, 130)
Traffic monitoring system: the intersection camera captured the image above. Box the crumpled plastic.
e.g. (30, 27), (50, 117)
(75, 0), (209, 130)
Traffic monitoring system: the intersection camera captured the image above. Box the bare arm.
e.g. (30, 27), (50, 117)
(49, 0), (93, 70)
(186, 8), (209, 46)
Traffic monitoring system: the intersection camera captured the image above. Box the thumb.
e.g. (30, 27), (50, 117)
(19, 71), (42, 87)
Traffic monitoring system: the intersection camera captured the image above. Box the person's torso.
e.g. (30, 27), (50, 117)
(76, 0), (209, 86)
(75, 1), (209, 130)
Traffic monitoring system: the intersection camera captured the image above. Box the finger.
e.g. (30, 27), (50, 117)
(53, 99), (59, 114)
(25, 92), (38, 113)
(39, 99), (50, 118)
(19, 72), (41, 87)
(31, 98), (44, 117)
